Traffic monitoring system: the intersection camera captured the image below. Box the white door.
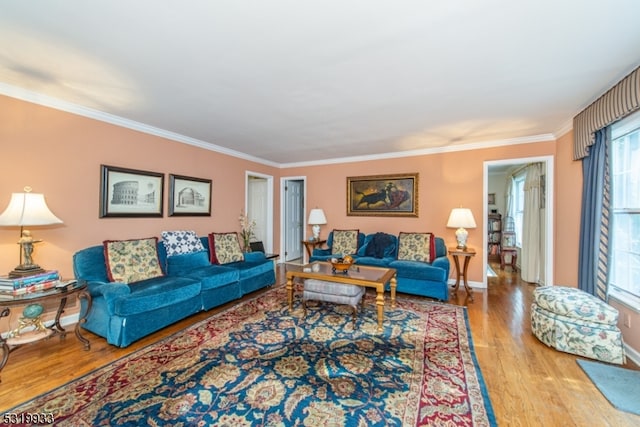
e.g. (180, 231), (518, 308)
(248, 177), (268, 244)
(246, 172), (274, 253)
(284, 180), (303, 261)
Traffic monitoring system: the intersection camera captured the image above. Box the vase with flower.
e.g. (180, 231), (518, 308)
(238, 210), (256, 252)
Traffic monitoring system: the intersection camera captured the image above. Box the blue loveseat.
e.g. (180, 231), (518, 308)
(73, 236), (275, 347)
(311, 231), (450, 301)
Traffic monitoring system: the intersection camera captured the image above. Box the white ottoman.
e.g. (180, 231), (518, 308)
(303, 279), (365, 325)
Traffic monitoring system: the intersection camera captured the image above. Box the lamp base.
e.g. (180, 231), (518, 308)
(9, 264), (45, 278)
(455, 227), (469, 251)
(312, 224), (321, 241)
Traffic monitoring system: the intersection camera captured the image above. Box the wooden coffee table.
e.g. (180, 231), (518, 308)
(286, 262), (396, 331)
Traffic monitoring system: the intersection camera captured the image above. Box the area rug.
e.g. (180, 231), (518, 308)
(8, 285), (496, 426)
(577, 359), (640, 415)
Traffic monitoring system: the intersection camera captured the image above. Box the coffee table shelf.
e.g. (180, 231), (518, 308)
(286, 262), (396, 331)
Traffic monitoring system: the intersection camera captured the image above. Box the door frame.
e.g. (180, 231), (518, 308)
(245, 171), (274, 252)
(280, 176), (307, 262)
(483, 155), (554, 287)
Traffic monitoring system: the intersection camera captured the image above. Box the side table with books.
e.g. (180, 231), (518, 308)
(0, 270), (92, 382)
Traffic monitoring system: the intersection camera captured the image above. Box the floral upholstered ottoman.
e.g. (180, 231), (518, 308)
(530, 286), (625, 364)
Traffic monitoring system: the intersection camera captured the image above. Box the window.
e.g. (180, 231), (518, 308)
(512, 174), (525, 247)
(610, 111), (640, 301)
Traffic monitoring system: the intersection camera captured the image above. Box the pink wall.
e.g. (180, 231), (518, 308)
(288, 142), (556, 283)
(0, 95), (561, 285)
(3, 94), (636, 357)
(554, 131), (582, 286)
(0, 95), (279, 279)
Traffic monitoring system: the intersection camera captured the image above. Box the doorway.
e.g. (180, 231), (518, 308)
(246, 171), (274, 253)
(280, 177), (306, 262)
(483, 156), (554, 287)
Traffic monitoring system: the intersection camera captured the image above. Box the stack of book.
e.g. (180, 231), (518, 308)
(0, 270), (63, 296)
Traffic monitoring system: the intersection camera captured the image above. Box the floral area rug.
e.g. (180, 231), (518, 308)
(9, 285), (496, 426)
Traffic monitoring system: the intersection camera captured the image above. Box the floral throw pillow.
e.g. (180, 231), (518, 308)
(161, 230), (205, 256)
(208, 232), (245, 264)
(104, 237), (164, 284)
(397, 232), (435, 263)
(331, 229), (359, 256)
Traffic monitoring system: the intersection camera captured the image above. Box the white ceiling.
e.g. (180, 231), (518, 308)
(1, 1), (640, 166)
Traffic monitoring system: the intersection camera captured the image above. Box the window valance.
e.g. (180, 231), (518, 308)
(573, 66), (640, 160)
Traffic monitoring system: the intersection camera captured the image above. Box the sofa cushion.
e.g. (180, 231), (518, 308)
(104, 237), (164, 284)
(208, 232), (245, 264)
(161, 230), (205, 256)
(166, 251), (210, 276)
(113, 275), (201, 316)
(183, 265), (239, 290)
(389, 260), (447, 282)
(397, 232), (435, 263)
(331, 229), (360, 256)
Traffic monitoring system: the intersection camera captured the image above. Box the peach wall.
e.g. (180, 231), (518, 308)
(554, 131), (582, 286)
(5, 94), (636, 358)
(0, 95), (279, 279)
(286, 141), (556, 284)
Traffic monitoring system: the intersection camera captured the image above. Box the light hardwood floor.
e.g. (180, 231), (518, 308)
(1, 263), (638, 426)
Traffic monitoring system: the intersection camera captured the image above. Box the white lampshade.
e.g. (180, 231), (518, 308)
(0, 191), (63, 226)
(308, 208), (327, 241)
(447, 208), (476, 249)
(446, 208), (476, 229)
(308, 208), (327, 225)
(0, 188), (63, 277)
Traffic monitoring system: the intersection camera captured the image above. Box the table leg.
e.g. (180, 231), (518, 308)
(53, 296), (68, 335)
(0, 307), (10, 382)
(390, 276), (397, 308)
(452, 255), (462, 291)
(462, 256), (474, 301)
(375, 287), (384, 332)
(75, 290), (91, 350)
(287, 277), (294, 311)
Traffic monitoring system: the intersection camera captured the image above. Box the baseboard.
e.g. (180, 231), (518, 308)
(448, 279), (486, 289)
(1, 313), (80, 339)
(624, 342), (640, 366)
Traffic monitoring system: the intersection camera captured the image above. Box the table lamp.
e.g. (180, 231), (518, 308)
(308, 208), (327, 241)
(0, 187), (63, 277)
(447, 207), (476, 250)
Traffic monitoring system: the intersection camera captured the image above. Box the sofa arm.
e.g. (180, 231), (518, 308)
(432, 256), (450, 276)
(85, 280), (130, 315)
(389, 260), (447, 283)
(244, 251), (267, 262)
(312, 248), (331, 257)
(86, 280), (130, 298)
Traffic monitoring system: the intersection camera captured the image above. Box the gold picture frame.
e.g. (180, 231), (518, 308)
(347, 173), (419, 217)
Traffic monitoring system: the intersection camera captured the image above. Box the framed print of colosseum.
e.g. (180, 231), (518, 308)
(100, 165), (164, 218)
(168, 174), (212, 216)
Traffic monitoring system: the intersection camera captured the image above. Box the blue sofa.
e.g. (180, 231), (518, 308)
(311, 231), (450, 301)
(73, 237), (275, 347)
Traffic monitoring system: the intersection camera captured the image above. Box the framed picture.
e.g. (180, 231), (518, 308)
(488, 193), (496, 205)
(168, 174), (212, 216)
(347, 173), (419, 217)
(100, 165), (164, 218)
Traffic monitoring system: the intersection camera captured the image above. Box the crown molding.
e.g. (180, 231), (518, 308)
(0, 83), (280, 168)
(2, 83), (558, 169)
(279, 134), (556, 168)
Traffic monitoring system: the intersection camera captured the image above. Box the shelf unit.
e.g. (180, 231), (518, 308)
(488, 213), (502, 258)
